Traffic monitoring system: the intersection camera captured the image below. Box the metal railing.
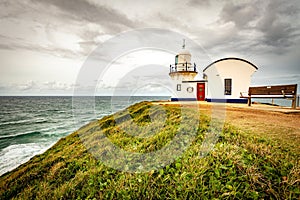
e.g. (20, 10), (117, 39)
(169, 62), (197, 73)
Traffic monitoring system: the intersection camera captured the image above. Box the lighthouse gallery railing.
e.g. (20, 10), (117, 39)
(169, 62), (197, 73)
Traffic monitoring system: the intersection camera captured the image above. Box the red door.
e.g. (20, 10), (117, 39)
(197, 83), (205, 101)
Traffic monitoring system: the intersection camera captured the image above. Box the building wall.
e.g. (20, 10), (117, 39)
(204, 59), (257, 100)
(171, 81), (197, 100)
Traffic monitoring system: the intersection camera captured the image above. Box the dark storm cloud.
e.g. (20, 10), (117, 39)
(218, 0), (300, 50)
(31, 0), (138, 32)
(0, 0), (143, 58)
(255, 0), (300, 47)
(0, 36), (82, 58)
(0, 43), (14, 51)
(220, 1), (259, 28)
(188, 0), (211, 7)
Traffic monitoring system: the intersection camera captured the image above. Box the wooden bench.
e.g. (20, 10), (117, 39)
(241, 84), (298, 109)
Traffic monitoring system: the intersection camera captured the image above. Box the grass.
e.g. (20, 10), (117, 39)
(0, 101), (299, 199)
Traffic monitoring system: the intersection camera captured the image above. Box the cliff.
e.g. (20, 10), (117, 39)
(0, 101), (299, 199)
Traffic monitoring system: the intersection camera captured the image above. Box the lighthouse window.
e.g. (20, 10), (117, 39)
(224, 79), (232, 95)
(177, 84), (181, 91)
(187, 87), (194, 93)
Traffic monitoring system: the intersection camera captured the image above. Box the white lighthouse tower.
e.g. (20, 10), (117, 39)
(169, 40), (201, 101)
(169, 40), (197, 81)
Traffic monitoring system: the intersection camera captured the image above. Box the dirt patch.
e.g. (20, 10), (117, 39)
(224, 106), (300, 151)
(155, 101), (300, 152)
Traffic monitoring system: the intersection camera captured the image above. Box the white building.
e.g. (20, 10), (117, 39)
(169, 47), (258, 103)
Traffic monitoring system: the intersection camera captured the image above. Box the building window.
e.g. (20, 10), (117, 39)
(177, 84), (181, 91)
(224, 79), (232, 95)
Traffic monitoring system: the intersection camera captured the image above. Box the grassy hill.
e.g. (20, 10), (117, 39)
(0, 102), (299, 199)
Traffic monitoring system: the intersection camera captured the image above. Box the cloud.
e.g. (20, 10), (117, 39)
(252, 74), (300, 89)
(188, 0), (211, 7)
(216, 0), (300, 53)
(0, 80), (78, 95)
(220, 1), (259, 28)
(0, 0), (142, 59)
(0, 0), (300, 95)
(255, 0), (300, 47)
(18, 80), (37, 91)
(0, 43), (15, 51)
(31, 0), (138, 32)
(43, 81), (74, 91)
(0, 35), (82, 59)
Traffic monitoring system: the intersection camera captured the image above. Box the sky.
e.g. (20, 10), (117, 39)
(0, 0), (299, 96)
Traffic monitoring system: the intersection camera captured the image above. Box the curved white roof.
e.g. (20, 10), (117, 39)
(203, 57), (258, 72)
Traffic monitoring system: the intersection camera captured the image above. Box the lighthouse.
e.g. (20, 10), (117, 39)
(169, 40), (205, 101)
(169, 39), (197, 81)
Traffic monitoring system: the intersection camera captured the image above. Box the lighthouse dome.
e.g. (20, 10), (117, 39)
(178, 49), (191, 55)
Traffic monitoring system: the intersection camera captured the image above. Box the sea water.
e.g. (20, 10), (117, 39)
(0, 96), (169, 175)
(252, 97), (299, 107)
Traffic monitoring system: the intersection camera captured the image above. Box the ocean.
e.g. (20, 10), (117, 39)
(0, 96), (169, 175)
(252, 97), (299, 107)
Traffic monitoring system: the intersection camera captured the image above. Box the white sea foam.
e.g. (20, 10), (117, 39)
(0, 142), (54, 176)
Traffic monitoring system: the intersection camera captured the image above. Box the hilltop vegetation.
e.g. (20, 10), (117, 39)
(0, 102), (299, 199)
